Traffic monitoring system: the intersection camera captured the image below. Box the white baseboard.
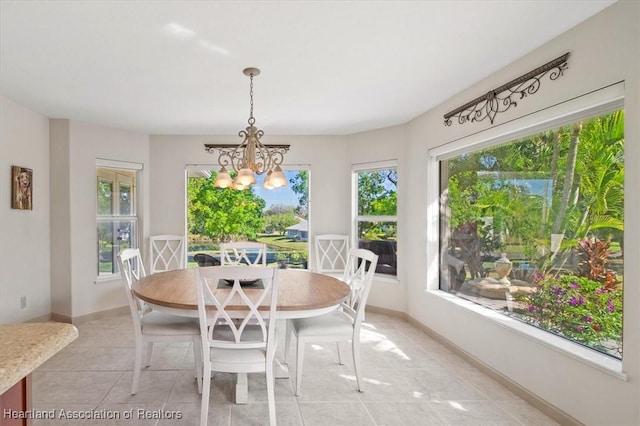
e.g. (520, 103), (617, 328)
(44, 306), (129, 325)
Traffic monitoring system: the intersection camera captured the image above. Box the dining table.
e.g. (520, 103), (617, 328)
(131, 267), (350, 403)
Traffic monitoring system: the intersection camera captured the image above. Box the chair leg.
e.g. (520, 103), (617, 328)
(132, 338), (143, 394)
(266, 362), (276, 426)
(192, 336), (203, 394)
(295, 337), (304, 396)
(336, 341), (343, 365)
(352, 337), (363, 392)
(200, 364), (211, 426)
(235, 373), (248, 404)
(284, 321), (292, 365)
(145, 342), (153, 367)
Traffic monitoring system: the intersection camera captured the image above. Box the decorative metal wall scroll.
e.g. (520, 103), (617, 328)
(444, 52), (570, 127)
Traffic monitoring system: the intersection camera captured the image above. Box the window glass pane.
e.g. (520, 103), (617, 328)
(96, 167), (137, 277)
(356, 166), (397, 276)
(97, 222), (114, 274)
(440, 110), (624, 359)
(357, 169), (397, 216)
(186, 168), (309, 269)
(358, 221), (397, 275)
(97, 178), (113, 215)
(97, 220), (136, 276)
(119, 183), (132, 215)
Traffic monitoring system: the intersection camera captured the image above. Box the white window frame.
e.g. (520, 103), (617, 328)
(96, 159), (142, 282)
(425, 82), (627, 378)
(352, 159), (398, 280)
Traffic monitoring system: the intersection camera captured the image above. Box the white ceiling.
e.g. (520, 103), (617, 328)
(0, 1), (615, 136)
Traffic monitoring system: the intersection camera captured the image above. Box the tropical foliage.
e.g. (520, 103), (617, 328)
(446, 110), (624, 271)
(516, 273), (622, 357)
(516, 238), (623, 357)
(444, 109), (625, 358)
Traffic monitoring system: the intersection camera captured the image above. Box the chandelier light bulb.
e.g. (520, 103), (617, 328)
(213, 166), (232, 188)
(262, 171), (274, 189)
(269, 165), (287, 188)
(236, 166), (257, 186)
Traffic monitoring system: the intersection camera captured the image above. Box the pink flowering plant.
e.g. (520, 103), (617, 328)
(516, 274), (622, 358)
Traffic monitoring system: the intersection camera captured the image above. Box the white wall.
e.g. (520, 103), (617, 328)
(50, 119), (72, 317)
(0, 96), (51, 323)
(404, 2), (639, 424)
(49, 119), (150, 319)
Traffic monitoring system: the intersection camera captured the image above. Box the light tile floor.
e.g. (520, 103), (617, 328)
(33, 311), (559, 425)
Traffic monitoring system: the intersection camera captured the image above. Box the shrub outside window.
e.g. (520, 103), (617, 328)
(97, 167), (138, 277)
(354, 162), (397, 276)
(440, 109), (624, 359)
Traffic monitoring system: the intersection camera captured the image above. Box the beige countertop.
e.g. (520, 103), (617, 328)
(0, 322), (78, 395)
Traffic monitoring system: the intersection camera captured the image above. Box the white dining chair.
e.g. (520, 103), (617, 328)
(118, 248), (202, 395)
(150, 234), (186, 274)
(219, 241), (267, 266)
(195, 265), (279, 426)
(314, 234), (349, 278)
(284, 248), (378, 396)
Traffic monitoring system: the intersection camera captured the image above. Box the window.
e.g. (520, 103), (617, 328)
(353, 161), (397, 276)
(439, 107), (624, 359)
(186, 165), (310, 269)
(97, 165), (138, 277)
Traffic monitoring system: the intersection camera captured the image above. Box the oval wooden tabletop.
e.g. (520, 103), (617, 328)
(132, 267), (350, 312)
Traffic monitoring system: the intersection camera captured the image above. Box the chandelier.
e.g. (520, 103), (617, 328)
(205, 67), (290, 190)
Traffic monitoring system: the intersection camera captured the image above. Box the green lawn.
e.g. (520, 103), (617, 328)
(256, 234), (307, 251)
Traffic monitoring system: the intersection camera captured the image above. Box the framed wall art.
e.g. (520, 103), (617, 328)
(11, 165), (32, 210)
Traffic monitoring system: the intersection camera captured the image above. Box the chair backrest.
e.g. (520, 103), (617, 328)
(150, 234), (186, 274)
(315, 234), (349, 274)
(219, 241), (267, 266)
(195, 266), (279, 353)
(341, 248), (378, 324)
(118, 248), (148, 332)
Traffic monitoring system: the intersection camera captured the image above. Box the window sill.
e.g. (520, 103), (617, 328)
(94, 274), (121, 284)
(428, 289), (627, 381)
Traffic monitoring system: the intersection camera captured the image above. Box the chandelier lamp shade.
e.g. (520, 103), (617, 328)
(205, 67), (290, 190)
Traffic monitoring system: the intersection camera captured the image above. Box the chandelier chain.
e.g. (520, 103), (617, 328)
(248, 73), (255, 126)
(206, 66), (290, 189)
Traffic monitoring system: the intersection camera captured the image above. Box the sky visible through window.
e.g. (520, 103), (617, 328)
(252, 170), (301, 209)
